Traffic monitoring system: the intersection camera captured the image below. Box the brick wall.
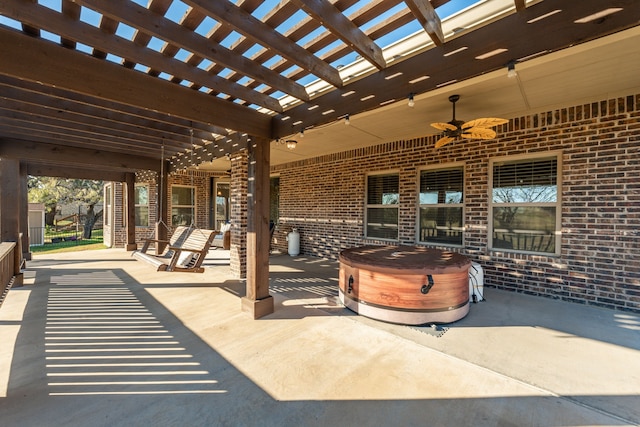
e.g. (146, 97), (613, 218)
(230, 151), (248, 278)
(111, 170), (226, 247)
(271, 93), (640, 312)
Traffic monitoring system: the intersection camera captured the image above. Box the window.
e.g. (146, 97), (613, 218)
(134, 184), (149, 227)
(171, 185), (195, 226)
(418, 166), (464, 245)
(104, 183), (112, 227)
(490, 154), (560, 254)
(214, 182), (229, 230)
(366, 173), (399, 240)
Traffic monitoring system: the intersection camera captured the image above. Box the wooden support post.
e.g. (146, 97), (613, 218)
(19, 162), (31, 261)
(125, 173), (137, 251)
(241, 137), (273, 319)
(0, 158), (23, 286)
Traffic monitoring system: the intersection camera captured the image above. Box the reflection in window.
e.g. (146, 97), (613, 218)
(171, 185), (195, 226)
(418, 167), (464, 245)
(134, 184), (149, 227)
(491, 156), (559, 253)
(215, 183), (229, 230)
(366, 173), (399, 240)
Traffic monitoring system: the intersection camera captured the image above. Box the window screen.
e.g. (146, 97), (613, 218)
(418, 167), (464, 245)
(491, 156), (559, 253)
(366, 173), (399, 240)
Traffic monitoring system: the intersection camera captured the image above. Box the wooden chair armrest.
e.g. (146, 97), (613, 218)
(140, 238), (170, 254)
(144, 238), (170, 244)
(168, 246), (205, 254)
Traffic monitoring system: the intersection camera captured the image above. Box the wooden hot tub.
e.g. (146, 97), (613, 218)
(338, 245), (471, 325)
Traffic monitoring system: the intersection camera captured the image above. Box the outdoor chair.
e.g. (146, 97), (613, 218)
(132, 227), (216, 273)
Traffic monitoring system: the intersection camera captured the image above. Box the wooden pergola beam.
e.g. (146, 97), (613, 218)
(75, 0), (310, 102)
(273, 0), (640, 137)
(0, 139), (160, 172)
(0, 26), (272, 138)
(60, 0), (80, 49)
(0, 107), (184, 153)
(25, 163), (129, 182)
(184, 0), (344, 89)
(0, 75), (230, 144)
(404, 0), (445, 46)
(0, 0), (282, 113)
(0, 92), (194, 151)
(290, 0), (387, 70)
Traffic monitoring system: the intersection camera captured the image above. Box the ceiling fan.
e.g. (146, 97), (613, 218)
(430, 95), (508, 148)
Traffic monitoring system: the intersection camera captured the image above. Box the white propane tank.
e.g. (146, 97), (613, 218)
(469, 262), (484, 302)
(287, 228), (300, 256)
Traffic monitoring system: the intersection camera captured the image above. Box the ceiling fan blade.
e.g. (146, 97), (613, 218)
(462, 117), (508, 129)
(435, 136), (455, 148)
(461, 127), (496, 140)
(431, 122), (458, 131)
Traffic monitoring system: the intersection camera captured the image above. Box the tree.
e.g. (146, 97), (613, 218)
(28, 177), (103, 237)
(28, 176), (64, 226)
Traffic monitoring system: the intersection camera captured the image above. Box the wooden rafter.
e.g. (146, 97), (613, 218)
(272, 0), (640, 137)
(0, 76), (223, 144)
(183, 0), (344, 89)
(122, 0), (173, 70)
(404, 0), (445, 46)
(60, 0), (80, 49)
(290, 0), (387, 70)
(74, 0), (310, 102)
(0, 0), (636, 172)
(0, 139), (160, 172)
(0, 26), (272, 138)
(0, 0), (282, 113)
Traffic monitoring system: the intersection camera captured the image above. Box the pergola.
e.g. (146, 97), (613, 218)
(1, 0), (638, 317)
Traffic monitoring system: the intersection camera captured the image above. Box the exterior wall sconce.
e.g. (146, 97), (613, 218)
(285, 139), (297, 150)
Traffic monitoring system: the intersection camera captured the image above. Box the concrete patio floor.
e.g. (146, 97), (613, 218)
(0, 248), (638, 426)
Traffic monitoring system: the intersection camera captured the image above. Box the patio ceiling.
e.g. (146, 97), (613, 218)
(0, 0), (638, 176)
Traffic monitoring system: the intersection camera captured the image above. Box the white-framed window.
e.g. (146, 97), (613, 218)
(489, 153), (561, 254)
(418, 165), (464, 246)
(134, 184), (149, 227)
(365, 172), (399, 240)
(171, 185), (195, 226)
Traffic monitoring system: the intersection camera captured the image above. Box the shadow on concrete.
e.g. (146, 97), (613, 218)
(1, 251), (638, 426)
(1, 265), (635, 426)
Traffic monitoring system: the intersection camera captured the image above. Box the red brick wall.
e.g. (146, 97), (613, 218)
(230, 151), (248, 278)
(271, 94), (640, 312)
(112, 170), (225, 247)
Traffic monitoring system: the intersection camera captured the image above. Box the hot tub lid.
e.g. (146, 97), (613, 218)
(339, 245), (471, 275)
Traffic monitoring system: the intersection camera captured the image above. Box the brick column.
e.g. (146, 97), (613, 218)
(230, 150), (248, 278)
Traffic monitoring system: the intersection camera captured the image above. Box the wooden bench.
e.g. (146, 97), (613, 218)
(137, 225), (193, 257)
(132, 228), (215, 273)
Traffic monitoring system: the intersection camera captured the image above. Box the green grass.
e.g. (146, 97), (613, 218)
(30, 228), (106, 254)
